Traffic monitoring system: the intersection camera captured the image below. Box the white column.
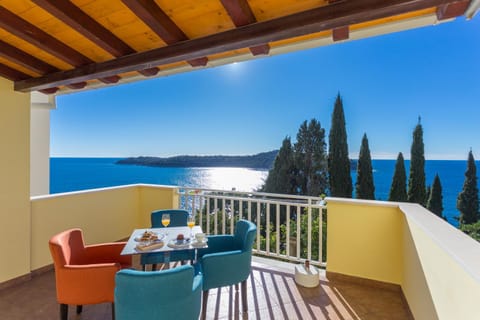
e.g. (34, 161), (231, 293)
(30, 92), (56, 196)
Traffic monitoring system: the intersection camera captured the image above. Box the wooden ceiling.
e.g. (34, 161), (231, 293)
(0, 0), (474, 94)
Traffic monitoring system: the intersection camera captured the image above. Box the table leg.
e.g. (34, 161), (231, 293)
(164, 251), (170, 269)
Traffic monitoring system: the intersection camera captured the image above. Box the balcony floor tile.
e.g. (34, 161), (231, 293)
(0, 257), (412, 320)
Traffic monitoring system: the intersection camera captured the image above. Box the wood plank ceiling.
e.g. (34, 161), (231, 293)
(0, 0), (473, 94)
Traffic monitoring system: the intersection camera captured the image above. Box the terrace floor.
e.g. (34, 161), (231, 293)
(0, 257), (412, 320)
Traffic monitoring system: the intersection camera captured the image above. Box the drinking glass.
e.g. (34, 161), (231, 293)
(162, 213), (170, 236)
(187, 215), (195, 238)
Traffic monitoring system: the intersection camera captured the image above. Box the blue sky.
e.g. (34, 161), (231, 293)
(52, 16), (480, 160)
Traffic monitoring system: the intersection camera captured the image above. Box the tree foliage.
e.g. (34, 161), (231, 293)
(407, 120), (426, 205)
(262, 137), (296, 194)
(457, 150), (479, 225)
(355, 133), (375, 200)
(328, 93), (352, 198)
(460, 221), (480, 242)
(389, 152), (407, 201)
(262, 120), (328, 197)
(294, 119), (328, 196)
(427, 173), (444, 218)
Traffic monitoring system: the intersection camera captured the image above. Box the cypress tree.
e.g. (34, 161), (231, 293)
(294, 119), (328, 196)
(328, 93), (352, 198)
(407, 119), (426, 205)
(457, 150), (479, 225)
(263, 137), (296, 194)
(427, 174), (444, 218)
(388, 152), (407, 201)
(355, 133), (375, 200)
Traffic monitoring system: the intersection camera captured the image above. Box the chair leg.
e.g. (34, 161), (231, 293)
(152, 263), (157, 271)
(60, 304), (68, 320)
(112, 302), (115, 320)
(201, 290), (209, 320)
(241, 280), (248, 313)
(76, 305), (83, 314)
(142, 264), (146, 271)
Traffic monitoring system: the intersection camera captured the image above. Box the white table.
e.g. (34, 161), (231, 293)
(121, 226), (207, 269)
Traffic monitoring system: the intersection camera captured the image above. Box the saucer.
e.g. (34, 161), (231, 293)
(191, 239), (208, 247)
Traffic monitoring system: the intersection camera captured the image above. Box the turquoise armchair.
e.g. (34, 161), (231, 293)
(115, 265), (202, 320)
(141, 209), (194, 269)
(196, 219), (257, 320)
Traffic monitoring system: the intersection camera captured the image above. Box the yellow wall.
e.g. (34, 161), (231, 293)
(326, 199), (403, 285)
(401, 204), (480, 320)
(327, 199), (480, 320)
(138, 184), (179, 228)
(0, 78), (31, 282)
(30, 184), (179, 271)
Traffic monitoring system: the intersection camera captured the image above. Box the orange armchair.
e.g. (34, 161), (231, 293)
(49, 228), (131, 320)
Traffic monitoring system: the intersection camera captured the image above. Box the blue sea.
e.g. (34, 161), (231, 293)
(51, 158), (479, 227)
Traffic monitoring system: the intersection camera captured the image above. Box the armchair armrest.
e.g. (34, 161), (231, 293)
(85, 242), (131, 267)
(57, 263), (120, 304)
(192, 274), (202, 293)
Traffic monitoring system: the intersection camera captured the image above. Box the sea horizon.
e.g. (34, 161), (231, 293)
(50, 157), (480, 228)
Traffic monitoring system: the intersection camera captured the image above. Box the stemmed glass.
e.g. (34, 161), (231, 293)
(162, 213), (170, 237)
(187, 215), (195, 239)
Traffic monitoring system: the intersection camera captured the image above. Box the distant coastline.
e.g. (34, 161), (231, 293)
(116, 150), (278, 169)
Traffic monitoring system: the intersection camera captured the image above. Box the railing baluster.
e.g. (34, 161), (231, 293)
(319, 206), (323, 264)
(222, 198), (226, 234)
(307, 199), (312, 262)
(256, 201), (261, 251)
(296, 205), (301, 260)
(286, 205), (290, 257)
(199, 194), (203, 228)
(230, 199), (234, 235)
(276, 203), (280, 255)
(177, 187), (325, 266)
(265, 203), (270, 255)
(206, 196), (210, 234)
(214, 198), (218, 235)
(239, 199), (243, 221)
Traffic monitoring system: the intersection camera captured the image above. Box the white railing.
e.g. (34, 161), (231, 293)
(178, 187), (327, 267)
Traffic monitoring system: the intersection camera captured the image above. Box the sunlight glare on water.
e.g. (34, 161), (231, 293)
(186, 167), (267, 191)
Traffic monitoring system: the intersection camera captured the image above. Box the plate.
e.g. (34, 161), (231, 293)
(191, 239), (208, 248)
(134, 232), (165, 242)
(167, 239), (191, 249)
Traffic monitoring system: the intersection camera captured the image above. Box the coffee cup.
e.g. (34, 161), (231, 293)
(195, 233), (206, 242)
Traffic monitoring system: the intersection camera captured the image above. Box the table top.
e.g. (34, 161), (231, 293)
(121, 226), (206, 255)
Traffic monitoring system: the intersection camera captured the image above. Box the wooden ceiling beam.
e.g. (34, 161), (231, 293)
(32, 0), (133, 57)
(0, 40), (90, 92)
(333, 26), (350, 41)
(0, 5), (122, 86)
(31, 0), (159, 78)
(220, 0), (270, 56)
(0, 61), (58, 93)
(0, 62), (30, 81)
(0, 40), (58, 74)
(39, 87), (59, 94)
(15, 0), (465, 92)
(436, 0), (471, 19)
(0, 6), (90, 67)
(121, 0), (208, 67)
